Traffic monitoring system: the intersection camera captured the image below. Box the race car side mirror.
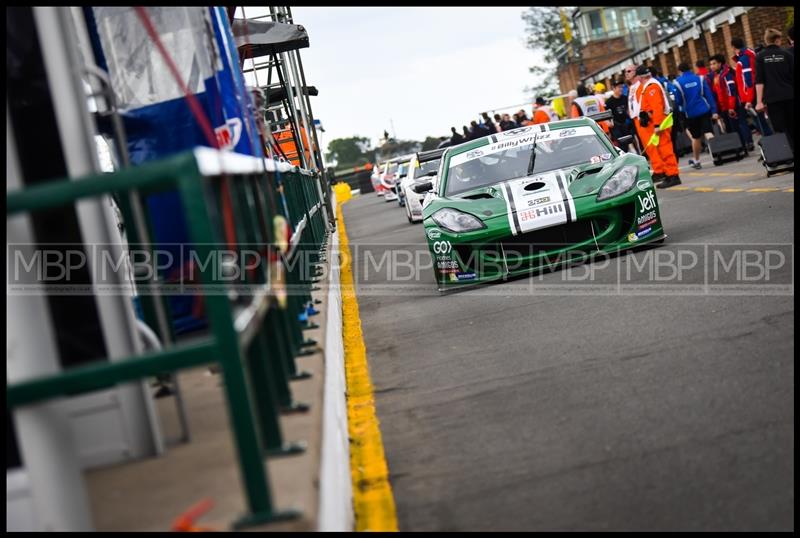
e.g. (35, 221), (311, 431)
(413, 181), (433, 193)
(616, 135), (633, 147)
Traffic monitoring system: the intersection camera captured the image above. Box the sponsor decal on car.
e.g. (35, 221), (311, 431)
(500, 126), (533, 137)
(600, 153), (613, 161)
(455, 272), (477, 280)
(590, 155), (602, 164)
(436, 260), (459, 270)
(526, 195), (551, 206)
(427, 228), (442, 239)
(636, 179), (651, 191)
(628, 227), (654, 243)
(518, 202), (564, 223)
(638, 190), (657, 213)
(638, 218), (657, 229)
(637, 210), (657, 226)
(449, 126), (596, 167)
(432, 240), (452, 254)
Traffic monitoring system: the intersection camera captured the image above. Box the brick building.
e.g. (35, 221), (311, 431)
(556, 7), (655, 94)
(556, 6), (794, 93)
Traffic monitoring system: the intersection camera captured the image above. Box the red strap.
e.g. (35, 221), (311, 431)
(134, 7), (238, 250)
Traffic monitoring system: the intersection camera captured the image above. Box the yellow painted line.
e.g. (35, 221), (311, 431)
(337, 200), (398, 532)
(686, 172), (706, 176)
(784, 188), (794, 192)
(694, 187), (715, 192)
(708, 172), (727, 176)
(747, 187), (781, 192)
(734, 172), (757, 176)
(667, 186), (690, 190)
(718, 188), (744, 192)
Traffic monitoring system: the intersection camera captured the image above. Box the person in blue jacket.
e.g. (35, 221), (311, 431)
(672, 62), (718, 169)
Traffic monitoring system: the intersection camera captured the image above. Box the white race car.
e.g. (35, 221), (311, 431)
(380, 154), (415, 202)
(400, 148), (445, 223)
(379, 158), (401, 201)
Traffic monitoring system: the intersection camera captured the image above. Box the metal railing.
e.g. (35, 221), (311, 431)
(6, 147), (331, 529)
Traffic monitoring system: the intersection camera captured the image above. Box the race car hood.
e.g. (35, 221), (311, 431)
(426, 155), (645, 223)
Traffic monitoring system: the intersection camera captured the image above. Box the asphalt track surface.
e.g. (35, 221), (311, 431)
(341, 151), (794, 531)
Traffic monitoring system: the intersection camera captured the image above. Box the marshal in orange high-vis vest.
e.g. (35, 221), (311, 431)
(633, 78), (679, 177)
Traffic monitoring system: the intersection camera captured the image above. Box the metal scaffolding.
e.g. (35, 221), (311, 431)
(235, 6), (334, 227)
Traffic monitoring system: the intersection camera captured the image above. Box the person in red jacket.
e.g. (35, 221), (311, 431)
(731, 37), (773, 139)
(709, 54), (753, 149)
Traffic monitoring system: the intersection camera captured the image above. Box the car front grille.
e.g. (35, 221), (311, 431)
(500, 219), (604, 257)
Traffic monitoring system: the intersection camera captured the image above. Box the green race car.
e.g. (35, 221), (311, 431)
(414, 117), (666, 291)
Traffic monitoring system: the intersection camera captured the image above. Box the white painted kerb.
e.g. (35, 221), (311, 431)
(317, 194), (354, 531)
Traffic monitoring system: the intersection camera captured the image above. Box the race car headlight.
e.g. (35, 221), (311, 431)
(431, 208), (486, 233)
(597, 165), (639, 201)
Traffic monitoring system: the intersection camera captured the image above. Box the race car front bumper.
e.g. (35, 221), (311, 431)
(427, 201), (665, 289)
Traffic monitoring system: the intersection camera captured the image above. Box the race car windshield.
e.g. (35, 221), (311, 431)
(397, 162), (410, 178)
(415, 159), (440, 179)
(384, 163), (399, 176)
(445, 131), (609, 196)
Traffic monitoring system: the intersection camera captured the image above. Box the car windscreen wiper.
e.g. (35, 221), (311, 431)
(526, 133), (538, 176)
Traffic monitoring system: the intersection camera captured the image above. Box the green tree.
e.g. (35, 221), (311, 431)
(376, 139), (421, 162)
(521, 7), (573, 98)
(522, 7), (572, 63)
(653, 7), (715, 37)
(420, 136), (445, 152)
(325, 136), (375, 169)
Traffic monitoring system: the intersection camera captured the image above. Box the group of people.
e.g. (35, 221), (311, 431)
(442, 26), (793, 190)
(446, 107), (553, 145)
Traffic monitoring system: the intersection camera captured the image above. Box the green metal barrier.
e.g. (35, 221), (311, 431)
(6, 148), (331, 529)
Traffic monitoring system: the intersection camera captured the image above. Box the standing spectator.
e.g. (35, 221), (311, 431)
(462, 125), (472, 140)
(709, 54), (753, 149)
(631, 65), (681, 188)
(532, 97), (559, 124)
(570, 85), (601, 116)
(469, 120), (490, 139)
(756, 28), (794, 150)
(515, 109), (533, 126)
(786, 25), (794, 54)
(492, 113), (504, 132)
(605, 79), (634, 153)
(695, 59), (715, 91)
(673, 62), (717, 169)
(481, 112), (497, 135)
(499, 113), (518, 131)
(593, 82), (607, 105)
(450, 126), (465, 145)
(624, 64), (644, 152)
(695, 59), (709, 78)
(572, 84), (610, 135)
(732, 37), (772, 141)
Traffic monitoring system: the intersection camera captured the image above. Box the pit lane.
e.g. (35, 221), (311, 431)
(340, 153), (794, 531)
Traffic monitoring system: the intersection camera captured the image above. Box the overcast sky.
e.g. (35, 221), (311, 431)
(243, 7), (547, 152)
